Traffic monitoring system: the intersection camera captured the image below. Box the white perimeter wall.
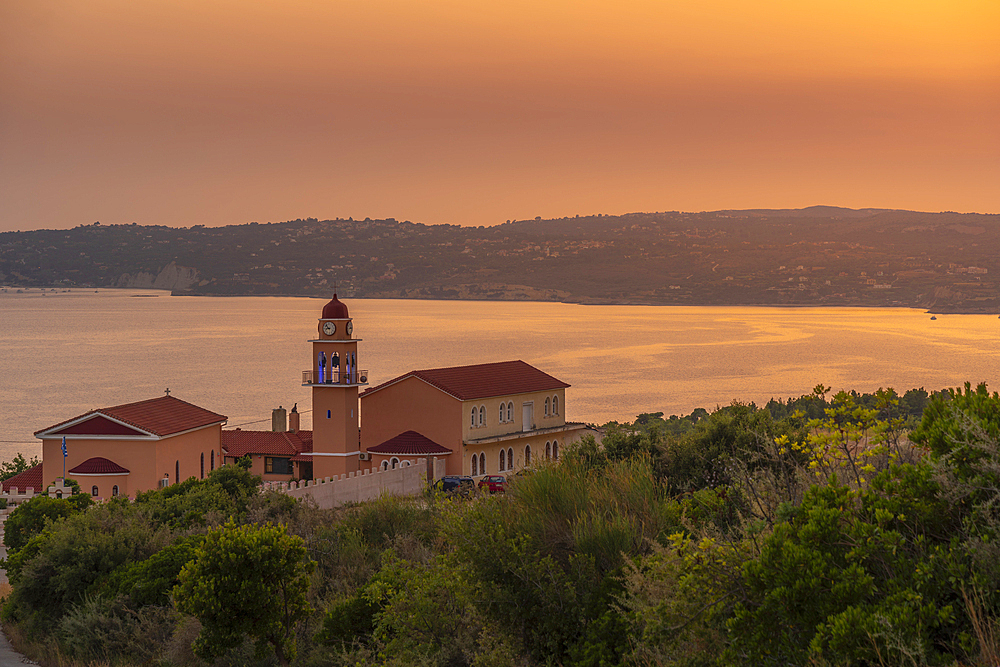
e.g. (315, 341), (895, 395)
(264, 457), (447, 509)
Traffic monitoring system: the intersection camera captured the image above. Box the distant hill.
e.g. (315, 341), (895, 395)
(2, 207), (999, 312)
(720, 206), (900, 218)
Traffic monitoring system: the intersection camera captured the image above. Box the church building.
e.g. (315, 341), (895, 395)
(361, 360), (585, 476)
(12, 294), (583, 498)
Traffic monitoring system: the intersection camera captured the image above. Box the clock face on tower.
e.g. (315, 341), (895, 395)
(346, 321), (354, 336)
(323, 321), (336, 336)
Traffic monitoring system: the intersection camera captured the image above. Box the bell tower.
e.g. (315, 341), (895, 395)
(302, 294), (367, 478)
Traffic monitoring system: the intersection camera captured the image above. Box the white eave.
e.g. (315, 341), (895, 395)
(70, 471), (130, 477)
(464, 422), (587, 446)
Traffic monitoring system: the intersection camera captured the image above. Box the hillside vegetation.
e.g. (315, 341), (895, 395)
(3, 207), (1000, 311)
(4, 383), (1000, 666)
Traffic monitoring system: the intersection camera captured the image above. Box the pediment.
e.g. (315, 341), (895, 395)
(50, 415), (149, 437)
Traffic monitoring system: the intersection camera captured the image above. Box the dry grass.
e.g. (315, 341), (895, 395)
(963, 586), (1000, 667)
(3, 621), (115, 667)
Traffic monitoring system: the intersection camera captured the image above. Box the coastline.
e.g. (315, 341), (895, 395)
(7, 285), (997, 315)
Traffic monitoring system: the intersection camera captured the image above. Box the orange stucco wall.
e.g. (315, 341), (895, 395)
(312, 385), (361, 479)
(310, 333), (361, 479)
(464, 428), (581, 477)
(462, 388), (567, 440)
(361, 377), (464, 475)
(227, 453), (299, 483)
(77, 474), (129, 499)
(41, 424), (224, 497)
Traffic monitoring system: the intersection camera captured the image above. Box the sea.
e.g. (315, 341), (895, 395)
(3, 288), (1000, 463)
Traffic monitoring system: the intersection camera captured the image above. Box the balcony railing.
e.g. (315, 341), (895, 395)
(302, 369), (369, 385)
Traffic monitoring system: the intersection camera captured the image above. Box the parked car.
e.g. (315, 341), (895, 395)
(433, 475), (475, 496)
(478, 475), (508, 494)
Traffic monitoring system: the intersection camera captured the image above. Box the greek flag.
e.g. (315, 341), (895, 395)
(61, 436), (67, 458)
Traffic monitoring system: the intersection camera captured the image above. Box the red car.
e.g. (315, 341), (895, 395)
(478, 475), (508, 494)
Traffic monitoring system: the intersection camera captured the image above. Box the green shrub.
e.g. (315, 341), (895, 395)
(5, 502), (168, 631)
(4, 495), (86, 553)
(174, 520), (314, 666)
(57, 595), (176, 665)
(106, 534), (205, 607)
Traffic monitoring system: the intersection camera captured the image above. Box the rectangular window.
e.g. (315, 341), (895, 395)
(265, 457), (293, 475)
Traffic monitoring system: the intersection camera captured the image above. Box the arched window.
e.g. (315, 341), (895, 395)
(381, 460), (389, 471)
(545, 397), (550, 416)
(479, 453), (485, 474)
(210, 450), (215, 471)
(525, 445), (531, 465)
(391, 457), (399, 469)
(479, 405), (486, 427)
(471, 409), (477, 428)
(500, 402), (507, 422)
(553, 440), (559, 460)
(500, 449), (506, 471)
(472, 454), (478, 476)
(200, 453), (205, 479)
(91, 485), (99, 497)
(546, 441), (552, 459)
(175, 460), (179, 484)
(553, 396), (559, 415)
(112, 485), (119, 496)
(508, 447), (513, 469)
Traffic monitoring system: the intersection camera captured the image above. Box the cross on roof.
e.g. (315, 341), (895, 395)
(164, 387), (171, 396)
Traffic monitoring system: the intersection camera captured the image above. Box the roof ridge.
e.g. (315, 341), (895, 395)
(410, 359), (530, 375)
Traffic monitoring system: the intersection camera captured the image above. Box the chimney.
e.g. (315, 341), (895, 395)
(289, 403), (300, 433)
(272, 406), (287, 433)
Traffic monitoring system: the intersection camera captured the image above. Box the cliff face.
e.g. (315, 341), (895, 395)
(115, 262), (199, 291)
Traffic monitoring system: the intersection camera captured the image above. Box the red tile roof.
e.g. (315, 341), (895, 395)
(221, 430), (313, 458)
(367, 431), (453, 456)
(2, 463), (43, 493)
(363, 360), (569, 401)
(69, 457), (130, 475)
(36, 396), (227, 438)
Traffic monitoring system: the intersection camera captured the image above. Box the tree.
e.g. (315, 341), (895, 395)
(174, 520), (314, 666)
(4, 494), (90, 553)
(910, 382), (1000, 474)
(0, 453), (39, 481)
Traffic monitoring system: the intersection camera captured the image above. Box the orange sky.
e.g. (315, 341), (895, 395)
(1, 0), (998, 230)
